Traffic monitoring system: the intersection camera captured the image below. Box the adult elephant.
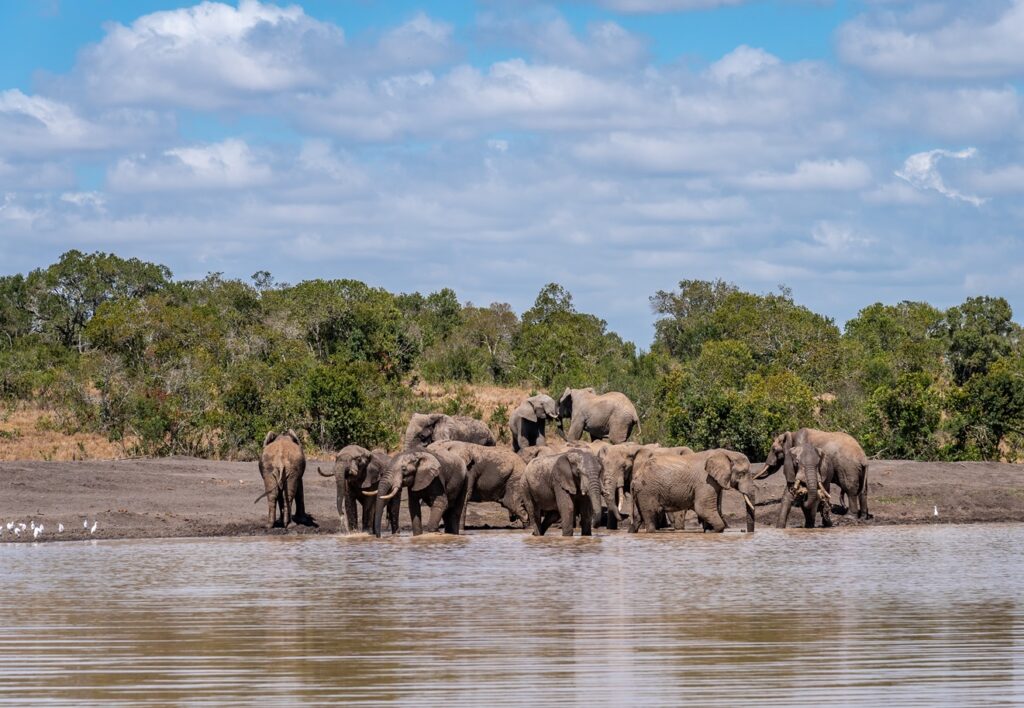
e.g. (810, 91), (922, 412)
(777, 445), (835, 528)
(317, 446), (398, 534)
(428, 441), (528, 529)
(558, 387), (640, 444)
(521, 449), (620, 536)
(629, 449), (756, 533)
(598, 443), (694, 529)
(371, 449), (468, 537)
(757, 428), (871, 522)
(256, 430), (314, 528)
(509, 394), (559, 452)
(403, 413), (495, 450)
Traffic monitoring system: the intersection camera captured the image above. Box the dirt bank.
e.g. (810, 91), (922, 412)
(1, 457), (1023, 542)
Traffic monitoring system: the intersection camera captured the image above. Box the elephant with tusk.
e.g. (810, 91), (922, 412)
(757, 427), (871, 523)
(779, 444), (834, 529)
(372, 449), (468, 537)
(318, 446), (397, 534)
(629, 448), (756, 534)
(597, 443), (694, 530)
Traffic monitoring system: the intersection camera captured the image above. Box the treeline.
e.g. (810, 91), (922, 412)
(1, 250), (1022, 461)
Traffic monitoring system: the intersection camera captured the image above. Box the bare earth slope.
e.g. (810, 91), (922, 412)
(1, 457), (1023, 542)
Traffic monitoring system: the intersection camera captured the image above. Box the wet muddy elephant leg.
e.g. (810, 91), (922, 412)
(539, 511), (559, 535)
(579, 501), (594, 536)
(408, 494), (423, 536)
(777, 488), (795, 528)
(424, 494), (448, 533)
(556, 490), (576, 536)
(695, 489), (726, 533)
(387, 496), (401, 535)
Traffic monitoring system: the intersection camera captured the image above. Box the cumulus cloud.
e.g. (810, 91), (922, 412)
(838, 0), (1024, 78)
(895, 149), (986, 206)
(108, 139), (273, 191)
(479, 13), (648, 70)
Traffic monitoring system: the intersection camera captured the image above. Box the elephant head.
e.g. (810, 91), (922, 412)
(558, 450), (621, 525)
(317, 445), (373, 488)
(757, 431), (795, 482)
(597, 443), (644, 516)
(371, 451), (441, 537)
(789, 444), (824, 523)
(404, 413), (445, 450)
(521, 394), (558, 423)
(705, 452), (756, 532)
(557, 387), (595, 431)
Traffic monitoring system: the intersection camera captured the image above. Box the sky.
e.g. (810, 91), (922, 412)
(1, 0), (1023, 345)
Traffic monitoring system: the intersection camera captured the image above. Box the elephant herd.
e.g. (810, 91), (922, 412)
(256, 388), (872, 537)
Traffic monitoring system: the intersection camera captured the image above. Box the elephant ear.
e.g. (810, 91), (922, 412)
(705, 453), (733, 489)
(284, 429), (301, 446)
(815, 446), (832, 477)
(412, 454), (442, 492)
(262, 431), (277, 447)
(781, 431), (797, 483)
(519, 402), (538, 424)
(555, 453), (580, 496)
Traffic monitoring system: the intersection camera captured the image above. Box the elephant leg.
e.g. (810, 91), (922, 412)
(460, 474), (475, 532)
(263, 476), (278, 528)
(579, 501), (594, 536)
(777, 488), (795, 528)
(387, 496), (401, 535)
(556, 491), (576, 536)
(536, 431), (546, 447)
(539, 510), (558, 535)
(697, 501), (726, 533)
(342, 490), (358, 534)
(672, 510), (687, 530)
(294, 478), (306, 520)
(567, 418), (585, 442)
(425, 494), (447, 533)
(819, 500), (833, 528)
(802, 502), (816, 528)
(606, 489), (619, 531)
(409, 494), (423, 536)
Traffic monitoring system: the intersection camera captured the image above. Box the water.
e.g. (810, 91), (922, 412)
(1, 525), (1023, 706)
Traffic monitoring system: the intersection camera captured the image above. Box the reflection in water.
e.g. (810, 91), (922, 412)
(1, 525), (1023, 705)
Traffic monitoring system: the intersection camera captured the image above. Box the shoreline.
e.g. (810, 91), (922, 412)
(2, 457), (1023, 543)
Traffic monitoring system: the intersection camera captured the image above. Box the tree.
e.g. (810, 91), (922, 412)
(944, 296), (1019, 385)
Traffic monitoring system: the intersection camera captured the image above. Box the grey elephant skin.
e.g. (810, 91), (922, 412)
(558, 387), (640, 444)
(428, 441), (527, 528)
(256, 430), (314, 528)
(317, 446), (398, 534)
(598, 443), (693, 529)
(403, 413), (495, 450)
(758, 427), (871, 523)
(522, 449), (620, 536)
(509, 394), (558, 452)
(629, 449), (756, 533)
(373, 449), (468, 536)
(779, 445), (835, 528)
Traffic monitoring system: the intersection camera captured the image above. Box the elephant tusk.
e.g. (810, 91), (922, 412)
(377, 488), (399, 501)
(818, 487), (833, 502)
(362, 489), (378, 496)
(744, 495), (755, 514)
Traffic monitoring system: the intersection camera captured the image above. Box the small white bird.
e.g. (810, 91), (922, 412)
(90, 521), (98, 534)
(33, 526), (41, 539)
(14, 527), (21, 537)
(934, 505), (939, 517)
(30, 521), (36, 530)
(83, 520), (89, 529)
(58, 523), (64, 533)
(5, 522), (11, 530)
(18, 523), (26, 531)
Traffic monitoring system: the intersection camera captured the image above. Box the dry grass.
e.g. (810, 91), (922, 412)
(410, 381), (534, 420)
(0, 404), (131, 462)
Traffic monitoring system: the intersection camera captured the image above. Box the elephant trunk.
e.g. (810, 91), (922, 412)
(803, 459), (819, 529)
(373, 495), (387, 538)
(589, 484), (605, 528)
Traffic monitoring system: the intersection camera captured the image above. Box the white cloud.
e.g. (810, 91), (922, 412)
(838, 1), (1024, 78)
(868, 86), (1021, 141)
(593, 0), (751, 11)
(108, 139), (273, 191)
(895, 148), (986, 206)
(479, 13), (648, 70)
(741, 159), (872, 191)
(707, 45), (780, 83)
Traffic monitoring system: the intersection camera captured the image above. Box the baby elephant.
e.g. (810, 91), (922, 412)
(371, 449), (468, 537)
(522, 449), (620, 536)
(629, 450), (756, 533)
(317, 446), (397, 534)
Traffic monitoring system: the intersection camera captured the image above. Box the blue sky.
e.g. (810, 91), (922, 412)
(1, 0), (1023, 344)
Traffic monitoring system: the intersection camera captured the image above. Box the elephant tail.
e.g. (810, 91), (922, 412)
(254, 467), (285, 504)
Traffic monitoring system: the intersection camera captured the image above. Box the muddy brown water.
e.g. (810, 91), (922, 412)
(1, 524), (1023, 705)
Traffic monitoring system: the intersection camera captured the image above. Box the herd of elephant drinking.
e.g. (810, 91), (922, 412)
(257, 387), (872, 537)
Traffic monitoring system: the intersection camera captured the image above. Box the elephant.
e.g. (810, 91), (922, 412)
(629, 449), (756, 533)
(317, 446), (398, 534)
(371, 449), (468, 537)
(256, 430), (314, 529)
(756, 428), (871, 522)
(777, 445), (835, 529)
(521, 449), (621, 536)
(509, 394), (559, 452)
(403, 413), (495, 450)
(428, 441), (528, 529)
(558, 387), (640, 444)
(598, 443), (694, 529)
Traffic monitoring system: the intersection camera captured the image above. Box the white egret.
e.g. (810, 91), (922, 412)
(90, 521), (98, 534)
(934, 505), (939, 516)
(58, 523), (64, 533)
(83, 520), (89, 529)
(33, 526), (41, 539)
